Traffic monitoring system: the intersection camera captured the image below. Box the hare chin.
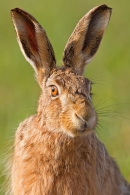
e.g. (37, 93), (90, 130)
(65, 129), (92, 138)
(62, 126), (93, 137)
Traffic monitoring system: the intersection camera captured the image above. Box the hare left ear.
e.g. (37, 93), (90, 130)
(11, 8), (56, 86)
(62, 5), (112, 75)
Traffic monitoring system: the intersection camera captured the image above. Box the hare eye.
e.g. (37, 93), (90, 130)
(51, 85), (59, 97)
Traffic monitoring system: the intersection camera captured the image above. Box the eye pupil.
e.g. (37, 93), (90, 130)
(52, 87), (55, 92)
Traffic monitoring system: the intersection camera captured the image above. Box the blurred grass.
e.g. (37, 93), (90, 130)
(0, 0), (130, 193)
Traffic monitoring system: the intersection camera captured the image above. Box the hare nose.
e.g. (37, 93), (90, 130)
(75, 113), (88, 129)
(75, 113), (86, 123)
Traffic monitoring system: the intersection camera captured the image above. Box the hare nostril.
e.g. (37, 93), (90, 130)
(75, 113), (86, 123)
(84, 122), (87, 129)
(75, 113), (87, 131)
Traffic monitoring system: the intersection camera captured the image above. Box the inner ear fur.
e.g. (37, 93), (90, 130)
(62, 4), (112, 75)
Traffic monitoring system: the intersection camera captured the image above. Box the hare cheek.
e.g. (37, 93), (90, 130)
(87, 111), (97, 130)
(45, 99), (62, 131)
(60, 110), (75, 137)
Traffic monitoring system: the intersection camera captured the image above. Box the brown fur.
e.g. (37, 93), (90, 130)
(9, 4), (130, 195)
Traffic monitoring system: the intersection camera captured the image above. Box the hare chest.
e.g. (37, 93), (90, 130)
(12, 118), (99, 195)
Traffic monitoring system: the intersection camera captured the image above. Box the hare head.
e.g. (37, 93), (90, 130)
(11, 5), (111, 137)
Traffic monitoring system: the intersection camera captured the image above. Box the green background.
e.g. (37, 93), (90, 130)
(0, 0), (130, 194)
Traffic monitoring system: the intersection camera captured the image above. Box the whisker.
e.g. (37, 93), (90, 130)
(88, 72), (107, 80)
(96, 122), (109, 135)
(94, 99), (114, 110)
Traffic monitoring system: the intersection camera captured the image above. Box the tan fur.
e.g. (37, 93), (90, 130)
(9, 4), (130, 195)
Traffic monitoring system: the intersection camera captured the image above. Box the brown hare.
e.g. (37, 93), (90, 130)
(9, 4), (130, 195)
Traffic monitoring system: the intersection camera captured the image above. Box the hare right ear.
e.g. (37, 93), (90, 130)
(11, 8), (56, 85)
(62, 5), (112, 75)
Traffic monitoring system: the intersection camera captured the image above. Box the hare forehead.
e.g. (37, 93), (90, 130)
(47, 69), (91, 94)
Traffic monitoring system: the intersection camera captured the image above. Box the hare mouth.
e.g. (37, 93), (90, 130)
(77, 129), (86, 133)
(77, 123), (87, 133)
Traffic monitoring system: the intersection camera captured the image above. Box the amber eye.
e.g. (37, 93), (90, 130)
(51, 85), (59, 97)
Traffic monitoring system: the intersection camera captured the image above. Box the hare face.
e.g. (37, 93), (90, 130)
(11, 5), (111, 137)
(39, 69), (97, 137)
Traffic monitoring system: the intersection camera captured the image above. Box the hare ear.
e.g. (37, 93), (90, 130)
(62, 5), (112, 75)
(11, 8), (56, 85)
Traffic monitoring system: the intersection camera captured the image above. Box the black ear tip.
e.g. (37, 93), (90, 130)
(10, 8), (30, 19)
(10, 8), (23, 18)
(100, 4), (112, 10)
(95, 4), (112, 15)
(11, 8), (21, 13)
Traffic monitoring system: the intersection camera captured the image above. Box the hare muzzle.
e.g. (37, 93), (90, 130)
(70, 97), (97, 136)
